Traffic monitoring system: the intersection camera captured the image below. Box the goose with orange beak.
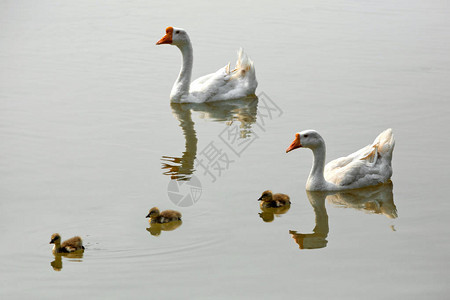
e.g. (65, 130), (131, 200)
(156, 26), (173, 45)
(286, 133), (302, 153)
(286, 129), (395, 191)
(156, 26), (258, 103)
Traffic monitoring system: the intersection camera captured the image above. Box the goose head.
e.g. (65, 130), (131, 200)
(146, 207), (160, 218)
(258, 190), (273, 202)
(286, 130), (324, 153)
(50, 233), (61, 244)
(156, 27), (190, 47)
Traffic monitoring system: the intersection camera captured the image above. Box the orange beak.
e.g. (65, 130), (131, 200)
(286, 133), (301, 153)
(156, 26), (173, 45)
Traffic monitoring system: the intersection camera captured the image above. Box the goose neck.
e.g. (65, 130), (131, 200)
(172, 43), (193, 98)
(306, 144), (328, 190)
(52, 240), (61, 252)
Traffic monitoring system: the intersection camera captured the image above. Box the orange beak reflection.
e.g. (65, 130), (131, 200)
(286, 133), (301, 153)
(156, 26), (173, 45)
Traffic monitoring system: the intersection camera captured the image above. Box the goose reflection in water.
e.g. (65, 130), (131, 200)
(290, 181), (397, 250)
(326, 181), (397, 219)
(50, 252), (84, 271)
(146, 220), (183, 236)
(161, 96), (258, 181)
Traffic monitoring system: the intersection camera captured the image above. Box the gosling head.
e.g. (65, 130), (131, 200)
(50, 233), (61, 244)
(258, 190), (273, 202)
(156, 27), (190, 47)
(146, 207), (160, 218)
(286, 130), (324, 153)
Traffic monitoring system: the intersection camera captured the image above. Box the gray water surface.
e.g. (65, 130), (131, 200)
(1, 0), (449, 299)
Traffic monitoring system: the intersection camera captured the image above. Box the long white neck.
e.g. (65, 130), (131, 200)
(306, 143), (331, 191)
(170, 43), (193, 101)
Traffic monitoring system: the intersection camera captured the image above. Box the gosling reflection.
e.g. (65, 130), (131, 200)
(162, 97), (258, 181)
(259, 205), (291, 222)
(290, 182), (396, 250)
(258, 190), (291, 222)
(50, 252), (84, 271)
(146, 221), (183, 236)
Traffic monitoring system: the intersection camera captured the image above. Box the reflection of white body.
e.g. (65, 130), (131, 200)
(287, 129), (395, 191)
(156, 27), (257, 103)
(162, 99), (258, 181)
(291, 183), (396, 250)
(327, 181), (397, 219)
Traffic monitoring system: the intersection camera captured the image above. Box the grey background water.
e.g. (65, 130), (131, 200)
(1, 0), (449, 299)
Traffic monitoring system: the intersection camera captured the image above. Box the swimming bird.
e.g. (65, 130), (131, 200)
(156, 26), (257, 103)
(258, 190), (291, 208)
(49, 233), (84, 253)
(146, 207), (182, 223)
(286, 129), (395, 191)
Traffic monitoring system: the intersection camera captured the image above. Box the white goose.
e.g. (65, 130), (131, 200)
(156, 27), (257, 103)
(286, 129), (395, 191)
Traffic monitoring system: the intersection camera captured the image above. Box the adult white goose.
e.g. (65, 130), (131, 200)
(286, 129), (395, 191)
(156, 26), (257, 103)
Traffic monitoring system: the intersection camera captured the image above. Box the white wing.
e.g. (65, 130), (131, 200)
(325, 129), (395, 189)
(188, 49), (257, 103)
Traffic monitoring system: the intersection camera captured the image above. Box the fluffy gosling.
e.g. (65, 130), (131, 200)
(258, 190), (291, 208)
(49, 233), (84, 253)
(146, 207), (182, 223)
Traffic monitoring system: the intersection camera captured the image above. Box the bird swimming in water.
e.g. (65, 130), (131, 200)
(49, 233), (84, 253)
(258, 190), (291, 208)
(146, 207), (182, 223)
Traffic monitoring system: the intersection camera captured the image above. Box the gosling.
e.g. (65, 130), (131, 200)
(49, 233), (84, 253)
(258, 190), (291, 208)
(146, 207), (182, 223)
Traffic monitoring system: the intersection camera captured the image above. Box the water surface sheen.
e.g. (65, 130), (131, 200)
(1, 0), (449, 299)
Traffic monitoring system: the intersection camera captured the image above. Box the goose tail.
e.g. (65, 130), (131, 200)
(232, 48), (256, 81)
(374, 128), (395, 160)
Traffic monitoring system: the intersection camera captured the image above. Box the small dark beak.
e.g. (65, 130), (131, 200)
(145, 214), (150, 218)
(257, 197), (262, 201)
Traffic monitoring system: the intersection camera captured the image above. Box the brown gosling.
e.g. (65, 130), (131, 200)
(258, 190), (291, 208)
(146, 207), (182, 224)
(49, 233), (84, 253)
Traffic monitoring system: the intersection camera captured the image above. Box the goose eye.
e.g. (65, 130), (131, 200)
(175, 30), (180, 34)
(304, 134), (308, 138)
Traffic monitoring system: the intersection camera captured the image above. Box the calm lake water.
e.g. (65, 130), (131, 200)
(1, 0), (449, 299)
